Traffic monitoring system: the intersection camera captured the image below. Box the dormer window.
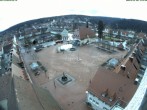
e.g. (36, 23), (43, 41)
(134, 78), (139, 85)
(121, 65), (126, 70)
(127, 72), (130, 79)
(132, 51), (136, 56)
(109, 93), (116, 102)
(102, 88), (108, 97)
(129, 57), (133, 62)
(102, 93), (107, 97)
(109, 98), (113, 102)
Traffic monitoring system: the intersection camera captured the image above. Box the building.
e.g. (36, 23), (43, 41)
(0, 45), (4, 57)
(86, 66), (137, 110)
(137, 32), (146, 38)
(61, 29), (69, 42)
(0, 36), (62, 110)
(3, 43), (12, 54)
(127, 31), (135, 38)
(0, 74), (18, 110)
(86, 39), (147, 110)
(72, 27), (95, 44)
(112, 30), (118, 37)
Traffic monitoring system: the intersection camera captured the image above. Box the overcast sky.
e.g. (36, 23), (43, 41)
(0, 0), (147, 31)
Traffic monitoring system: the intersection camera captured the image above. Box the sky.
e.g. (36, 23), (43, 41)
(0, 0), (147, 31)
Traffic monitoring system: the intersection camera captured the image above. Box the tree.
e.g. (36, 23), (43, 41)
(55, 34), (62, 40)
(73, 20), (77, 31)
(109, 29), (114, 51)
(108, 28), (113, 37)
(117, 29), (121, 39)
(86, 21), (89, 28)
(24, 37), (30, 47)
(98, 20), (104, 39)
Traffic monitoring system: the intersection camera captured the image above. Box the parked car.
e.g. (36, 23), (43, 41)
(34, 45), (43, 52)
(70, 48), (76, 51)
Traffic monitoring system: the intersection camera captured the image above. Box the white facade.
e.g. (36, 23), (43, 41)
(61, 29), (68, 41)
(86, 91), (125, 110)
(127, 34), (134, 38)
(113, 31), (118, 36)
(19, 35), (24, 40)
(0, 46), (4, 56)
(111, 106), (123, 110)
(67, 33), (73, 41)
(86, 67), (147, 110)
(120, 32), (126, 37)
(120, 31), (135, 38)
(124, 68), (147, 110)
(72, 29), (80, 39)
(127, 34), (133, 38)
(46, 26), (51, 33)
(103, 28), (109, 34)
(86, 91), (111, 110)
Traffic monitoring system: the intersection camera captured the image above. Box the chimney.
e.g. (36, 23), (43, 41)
(102, 88), (108, 97)
(127, 72), (130, 79)
(109, 92), (117, 102)
(132, 51), (136, 56)
(121, 65), (126, 70)
(134, 78), (139, 85)
(129, 57), (133, 62)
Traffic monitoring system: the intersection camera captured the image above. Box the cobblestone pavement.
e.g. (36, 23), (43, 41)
(22, 44), (127, 110)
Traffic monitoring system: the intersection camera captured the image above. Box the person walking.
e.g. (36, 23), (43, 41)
(54, 80), (56, 89)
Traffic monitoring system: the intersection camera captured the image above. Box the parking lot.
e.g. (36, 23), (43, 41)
(22, 43), (127, 110)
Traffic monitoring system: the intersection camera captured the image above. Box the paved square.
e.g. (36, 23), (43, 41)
(22, 44), (127, 110)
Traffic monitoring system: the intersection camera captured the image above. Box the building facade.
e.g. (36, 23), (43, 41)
(61, 29), (69, 42)
(86, 39), (147, 110)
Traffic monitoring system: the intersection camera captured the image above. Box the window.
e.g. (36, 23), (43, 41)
(96, 102), (99, 105)
(103, 107), (108, 110)
(133, 64), (137, 70)
(109, 98), (113, 102)
(102, 93), (107, 97)
(89, 97), (92, 100)
(136, 57), (140, 64)
(127, 74), (130, 79)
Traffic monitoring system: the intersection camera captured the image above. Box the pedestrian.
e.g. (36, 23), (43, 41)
(54, 81), (56, 89)
(89, 79), (91, 84)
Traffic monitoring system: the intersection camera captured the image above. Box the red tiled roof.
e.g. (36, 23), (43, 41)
(122, 31), (128, 35)
(88, 67), (137, 107)
(117, 56), (139, 79)
(117, 43), (124, 50)
(79, 27), (95, 40)
(138, 32), (146, 38)
(138, 42), (145, 52)
(88, 42), (143, 107)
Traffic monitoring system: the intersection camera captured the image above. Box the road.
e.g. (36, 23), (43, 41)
(0, 56), (6, 76)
